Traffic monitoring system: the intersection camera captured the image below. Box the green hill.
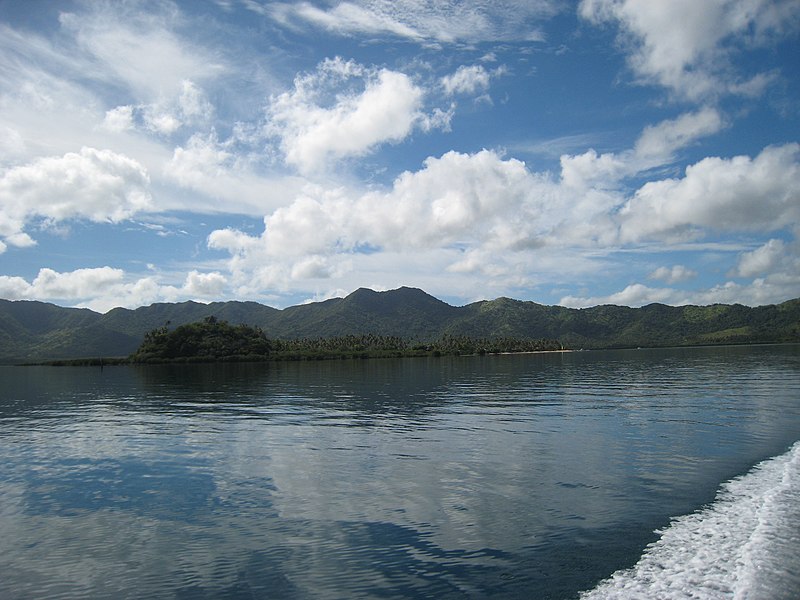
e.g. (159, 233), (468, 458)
(0, 289), (798, 363)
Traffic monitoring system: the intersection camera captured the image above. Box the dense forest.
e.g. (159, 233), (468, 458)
(2, 287), (799, 363)
(127, 316), (563, 363)
(130, 317), (272, 362)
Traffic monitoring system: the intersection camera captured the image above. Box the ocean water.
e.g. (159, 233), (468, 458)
(0, 345), (798, 599)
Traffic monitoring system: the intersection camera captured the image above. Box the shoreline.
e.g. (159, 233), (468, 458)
(19, 347), (575, 367)
(16, 342), (800, 367)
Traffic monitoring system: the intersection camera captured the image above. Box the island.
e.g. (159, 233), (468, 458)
(125, 316), (564, 363)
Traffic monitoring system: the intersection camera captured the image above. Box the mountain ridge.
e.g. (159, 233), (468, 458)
(1, 289), (799, 363)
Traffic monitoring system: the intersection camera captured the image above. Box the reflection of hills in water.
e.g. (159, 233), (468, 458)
(2, 286), (799, 362)
(129, 356), (541, 421)
(1, 345), (799, 598)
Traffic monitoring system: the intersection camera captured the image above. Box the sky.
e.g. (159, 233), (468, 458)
(0, 0), (799, 313)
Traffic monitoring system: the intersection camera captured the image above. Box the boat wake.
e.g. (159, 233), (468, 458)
(581, 442), (800, 599)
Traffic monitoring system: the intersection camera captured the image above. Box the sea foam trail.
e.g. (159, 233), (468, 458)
(581, 442), (800, 599)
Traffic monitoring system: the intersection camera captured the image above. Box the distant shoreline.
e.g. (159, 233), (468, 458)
(3, 289), (798, 365)
(22, 347), (576, 367)
(17, 342), (800, 367)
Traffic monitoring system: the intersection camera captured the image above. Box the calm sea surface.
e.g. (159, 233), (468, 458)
(1, 345), (799, 599)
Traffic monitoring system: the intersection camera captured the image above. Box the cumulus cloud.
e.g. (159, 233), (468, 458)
(442, 65), (496, 96)
(618, 144), (800, 242)
(0, 147), (152, 244)
(168, 133), (234, 186)
(560, 283), (675, 308)
(2, 1), (796, 312)
(0, 267), (230, 312)
(560, 108), (726, 190)
(182, 270), (228, 297)
(579, 0), (799, 100)
(731, 239), (796, 278)
(209, 149), (551, 266)
(634, 107), (725, 163)
(366, 150), (551, 250)
(649, 265), (697, 284)
(79, 269), (229, 312)
(559, 148), (628, 190)
(101, 80), (214, 137)
(208, 148), (604, 296)
(267, 1), (560, 44)
(142, 80), (214, 135)
(560, 107), (725, 190)
(561, 275), (800, 309)
(102, 105), (136, 133)
(266, 58), (426, 174)
(209, 136), (800, 307)
(164, 133), (308, 214)
(0, 274), (30, 299)
(31, 267), (126, 299)
(0, 267), (125, 301)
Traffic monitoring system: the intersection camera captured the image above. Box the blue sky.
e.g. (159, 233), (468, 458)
(0, 0), (798, 312)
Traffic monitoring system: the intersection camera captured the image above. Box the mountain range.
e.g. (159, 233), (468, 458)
(1, 287), (799, 363)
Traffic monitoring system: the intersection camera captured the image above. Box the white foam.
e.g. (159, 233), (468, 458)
(581, 442), (800, 599)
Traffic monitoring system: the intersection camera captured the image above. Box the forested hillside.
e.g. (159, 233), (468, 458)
(1, 288), (798, 363)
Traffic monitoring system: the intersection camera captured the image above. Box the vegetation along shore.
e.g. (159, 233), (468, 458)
(3, 287), (798, 365)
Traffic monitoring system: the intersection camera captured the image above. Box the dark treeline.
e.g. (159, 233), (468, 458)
(126, 317), (564, 364)
(130, 317), (271, 363)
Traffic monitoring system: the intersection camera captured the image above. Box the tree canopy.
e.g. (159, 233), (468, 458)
(130, 317), (271, 362)
(129, 317), (563, 363)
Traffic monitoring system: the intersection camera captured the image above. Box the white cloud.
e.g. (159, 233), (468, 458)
(182, 270), (227, 297)
(649, 265), (697, 284)
(30, 267), (126, 299)
(168, 133), (234, 186)
(0, 267), (126, 302)
(266, 58), (425, 174)
(59, 7), (225, 99)
(2, 1), (795, 312)
(165, 133), (308, 214)
(560, 283), (675, 308)
(207, 149), (574, 295)
(0, 8), (229, 214)
(268, 1), (559, 44)
(562, 274), (800, 309)
(78, 276), (172, 313)
(141, 80), (214, 135)
(101, 81), (215, 137)
(559, 108), (726, 190)
(0, 125), (27, 161)
(418, 105), (456, 133)
(560, 148), (628, 190)
(579, 0), (799, 100)
(0, 266), (231, 312)
(731, 238), (793, 278)
(177, 80), (214, 122)
(366, 150), (549, 250)
(618, 144), (800, 242)
(0, 22), (123, 158)
(143, 109), (182, 135)
(0, 274), (29, 298)
(271, 1), (423, 40)
(0, 147), (152, 244)
(4, 232), (36, 248)
(208, 138), (800, 308)
(102, 105), (135, 133)
(441, 65), (493, 96)
(634, 107), (725, 162)
(688, 279), (793, 307)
